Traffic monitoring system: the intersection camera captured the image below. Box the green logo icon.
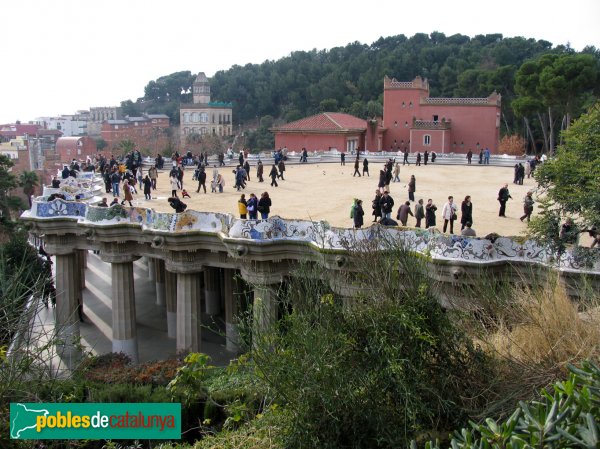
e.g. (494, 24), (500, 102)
(10, 403), (181, 440)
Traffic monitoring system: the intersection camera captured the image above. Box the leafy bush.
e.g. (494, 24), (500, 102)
(417, 359), (600, 449)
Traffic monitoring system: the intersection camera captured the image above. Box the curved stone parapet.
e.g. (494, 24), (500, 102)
(22, 197), (600, 274)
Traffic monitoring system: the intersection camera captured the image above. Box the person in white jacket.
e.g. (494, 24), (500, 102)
(442, 195), (458, 234)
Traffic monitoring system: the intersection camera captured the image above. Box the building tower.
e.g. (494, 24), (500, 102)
(193, 73), (211, 104)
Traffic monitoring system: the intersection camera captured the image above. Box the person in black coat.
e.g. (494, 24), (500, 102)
(498, 184), (512, 217)
(371, 191), (382, 223)
(362, 158), (369, 176)
(257, 191), (272, 219)
(460, 195), (473, 230)
(379, 191), (394, 220)
(425, 199), (437, 228)
(142, 175), (152, 200)
(168, 197), (187, 213)
(353, 199), (364, 229)
(377, 170), (386, 192)
(269, 164), (278, 187)
(196, 167), (207, 193)
(257, 161), (264, 182)
(353, 158), (361, 177)
(416, 153), (421, 166)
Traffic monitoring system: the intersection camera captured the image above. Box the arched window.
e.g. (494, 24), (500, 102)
(183, 113), (189, 123)
(424, 135), (431, 146)
(192, 112), (199, 122)
(200, 112), (208, 123)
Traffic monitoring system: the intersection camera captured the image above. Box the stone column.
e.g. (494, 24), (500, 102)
(147, 256), (156, 281)
(155, 259), (166, 307)
(77, 250), (86, 291)
(204, 267), (221, 316)
(223, 268), (240, 352)
(176, 272), (202, 353)
(241, 264), (282, 347)
(54, 252), (81, 360)
(165, 268), (177, 338)
(111, 260), (139, 363)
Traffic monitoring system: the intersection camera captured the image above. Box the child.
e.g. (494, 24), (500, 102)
(182, 189), (191, 199)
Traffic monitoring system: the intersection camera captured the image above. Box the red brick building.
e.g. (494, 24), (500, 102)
(272, 76), (501, 154)
(272, 113), (367, 153)
(56, 136), (97, 162)
(101, 114), (170, 153)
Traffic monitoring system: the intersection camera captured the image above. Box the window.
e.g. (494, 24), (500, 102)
(192, 112), (198, 122)
(433, 115), (438, 122)
(183, 113), (189, 123)
(423, 135), (431, 146)
(200, 112), (208, 123)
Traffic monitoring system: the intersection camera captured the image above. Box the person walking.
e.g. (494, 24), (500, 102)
(196, 166), (207, 193)
(392, 163), (401, 182)
(466, 150), (473, 164)
(121, 179), (134, 206)
(353, 157), (361, 177)
(498, 183), (512, 217)
(257, 192), (272, 219)
(408, 175), (416, 202)
(520, 191), (535, 222)
(403, 149), (410, 165)
(396, 201), (414, 226)
(148, 165), (158, 190)
(414, 198), (425, 228)
(425, 198), (437, 228)
(377, 170), (386, 193)
(353, 199), (364, 229)
(362, 158), (369, 176)
(257, 161), (264, 182)
(269, 164), (279, 187)
(278, 159), (286, 180)
(460, 195), (473, 230)
(442, 196), (458, 234)
(238, 194), (248, 219)
(341, 152), (346, 166)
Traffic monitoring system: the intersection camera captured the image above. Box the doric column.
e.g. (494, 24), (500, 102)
(164, 268), (177, 338)
(176, 272), (202, 353)
(77, 250), (86, 291)
(54, 252), (81, 361)
(223, 268), (240, 352)
(155, 259), (166, 307)
(204, 267), (221, 316)
(111, 260), (139, 363)
(146, 256), (156, 281)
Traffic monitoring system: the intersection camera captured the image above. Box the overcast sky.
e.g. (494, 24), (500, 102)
(2, 0), (599, 125)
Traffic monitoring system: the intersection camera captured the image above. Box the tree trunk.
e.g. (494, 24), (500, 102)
(536, 111), (549, 154)
(548, 106), (555, 155)
(524, 117), (536, 154)
(502, 112), (511, 135)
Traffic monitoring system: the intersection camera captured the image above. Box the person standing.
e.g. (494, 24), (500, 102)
(353, 199), (364, 229)
(403, 148), (410, 165)
(408, 175), (416, 202)
(257, 192), (272, 219)
(353, 157), (361, 177)
(442, 196), (458, 234)
(520, 191), (535, 222)
(466, 150), (473, 164)
(244, 160), (251, 181)
(111, 170), (121, 197)
(278, 159), (286, 180)
(484, 147), (491, 164)
(371, 190), (382, 223)
(269, 164), (279, 187)
(479, 149), (484, 164)
(423, 151), (429, 165)
(362, 157), (369, 176)
(377, 170), (386, 193)
(416, 153), (421, 166)
(517, 163), (525, 185)
(498, 183), (512, 217)
(341, 152), (346, 166)
(170, 173), (180, 198)
(425, 199), (437, 228)
(148, 165), (158, 190)
(238, 194), (248, 219)
(142, 175), (152, 200)
(414, 199), (425, 228)
(257, 161), (264, 182)
(247, 193), (258, 219)
(196, 166), (207, 193)
(460, 195), (473, 230)
(380, 191), (394, 220)
(396, 201), (414, 226)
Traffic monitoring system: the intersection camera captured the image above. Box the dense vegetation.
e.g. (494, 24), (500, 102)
(126, 32), (600, 153)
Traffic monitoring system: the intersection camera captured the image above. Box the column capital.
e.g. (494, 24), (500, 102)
(240, 261), (284, 285)
(164, 250), (206, 274)
(43, 234), (77, 255)
(100, 242), (140, 263)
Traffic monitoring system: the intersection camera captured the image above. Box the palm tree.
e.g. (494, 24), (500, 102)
(19, 171), (39, 209)
(118, 139), (136, 156)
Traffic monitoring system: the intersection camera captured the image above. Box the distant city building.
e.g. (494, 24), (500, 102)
(179, 73), (233, 140)
(272, 76), (501, 154)
(272, 113), (367, 153)
(56, 136), (97, 162)
(33, 115), (87, 137)
(101, 113), (170, 152)
(87, 106), (123, 137)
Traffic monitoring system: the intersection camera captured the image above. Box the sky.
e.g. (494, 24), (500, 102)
(1, 0), (599, 125)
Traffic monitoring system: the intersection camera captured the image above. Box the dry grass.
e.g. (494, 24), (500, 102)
(487, 281), (600, 366)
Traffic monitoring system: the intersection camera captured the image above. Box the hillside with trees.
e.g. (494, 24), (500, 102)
(126, 32), (599, 153)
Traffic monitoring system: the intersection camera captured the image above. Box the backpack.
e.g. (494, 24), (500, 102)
(350, 204), (356, 219)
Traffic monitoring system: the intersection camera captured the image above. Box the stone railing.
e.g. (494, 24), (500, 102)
(23, 198), (600, 274)
(423, 97), (497, 106)
(412, 120), (452, 130)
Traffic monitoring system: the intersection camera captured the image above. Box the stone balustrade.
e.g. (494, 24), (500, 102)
(22, 197), (600, 275)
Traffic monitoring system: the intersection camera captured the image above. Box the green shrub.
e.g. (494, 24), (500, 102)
(417, 359), (600, 449)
